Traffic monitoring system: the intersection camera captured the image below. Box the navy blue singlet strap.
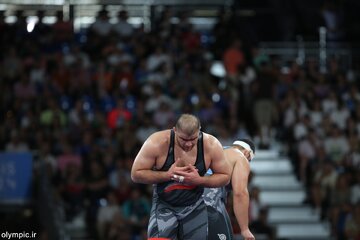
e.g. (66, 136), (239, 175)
(195, 131), (206, 176)
(159, 129), (175, 171)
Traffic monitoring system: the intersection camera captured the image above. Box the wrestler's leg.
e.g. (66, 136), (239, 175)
(181, 202), (209, 240)
(148, 202), (178, 239)
(207, 205), (233, 240)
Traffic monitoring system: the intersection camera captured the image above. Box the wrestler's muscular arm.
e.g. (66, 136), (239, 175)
(202, 135), (231, 187)
(174, 134), (231, 187)
(131, 131), (181, 184)
(231, 151), (255, 240)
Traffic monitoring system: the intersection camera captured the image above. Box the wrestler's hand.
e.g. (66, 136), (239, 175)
(168, 162), (192, 182)
(173, 164), (201, 185)
(241, 229), (255, 240)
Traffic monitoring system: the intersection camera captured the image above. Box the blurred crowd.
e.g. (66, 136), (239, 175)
(0, 4), (359, 240)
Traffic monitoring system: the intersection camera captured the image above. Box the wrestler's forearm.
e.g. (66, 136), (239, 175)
(131, 169), (170, 184)
(233, 190), (250, 232)
(199, 173), (230, 187)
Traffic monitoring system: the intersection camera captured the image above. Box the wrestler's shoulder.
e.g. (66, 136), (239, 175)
(202, 132), (219, 141)
(202, 132), (222, 147)
(149, 129), (171, 138)
(146, 130), (171, 146)
(225, 149), (242, 165)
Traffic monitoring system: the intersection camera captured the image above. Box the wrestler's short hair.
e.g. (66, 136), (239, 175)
(175, 114), (201, 135)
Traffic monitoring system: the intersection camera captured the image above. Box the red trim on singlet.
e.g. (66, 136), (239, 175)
(163, 184), (196, 193)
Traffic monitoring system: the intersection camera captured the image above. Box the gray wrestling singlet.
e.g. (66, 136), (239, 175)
(148, 129), (208, 240)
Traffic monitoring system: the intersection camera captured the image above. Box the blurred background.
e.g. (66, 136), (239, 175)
(0, 0), (359, 239)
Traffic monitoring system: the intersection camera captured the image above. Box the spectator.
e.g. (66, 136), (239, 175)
(297, 129), (321, 184)
(223, 38), (244, 78)
(14, 73), (36, 100)
(89, 9), (112, 38)
(350, 172), (360, 205)
(61, 162), (85, 221)
(52, 10), (73, 45)
(135, 115), (158, 143)
(40, 98), (67, 127)
(311, 161), (338, 218)
(324, 125), (350, 165)
(57, 143), (82, 173)
(107, 213), (132, 240)
(253, 61), (278, 148)
(5, 130), (29, 152)
(97, 191), (122, 240)
(330, 173), (352, 208)
(152, 101), (176, 128)
(106, 98), (132, 130)
(330, 100), (350, 130)
(85, 159), (109, 237)
(32, 10), (51, 46)
(2, 47), (22, 81)
(344, 202), (360, 239)
(321, 0), (345, 42)
(112, 10), (134, 39)
(122, 188), (150, 238)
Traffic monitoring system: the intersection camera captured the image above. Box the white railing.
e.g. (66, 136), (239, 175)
(259, 39), (355, 72)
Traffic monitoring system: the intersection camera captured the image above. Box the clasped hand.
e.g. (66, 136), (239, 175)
(169, 163), (200, 185)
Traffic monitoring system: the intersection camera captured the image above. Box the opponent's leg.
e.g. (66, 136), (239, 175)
(207, 205), (233, 240)
(181, 202), (209, 240)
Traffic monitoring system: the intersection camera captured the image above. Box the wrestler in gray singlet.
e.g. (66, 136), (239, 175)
(203, 146), (234, 240)
(148, 129), (208, 240)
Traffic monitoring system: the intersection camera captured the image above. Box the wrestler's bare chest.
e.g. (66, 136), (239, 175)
(173, 147), (197, 166)
(155, 145), (206, 169)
